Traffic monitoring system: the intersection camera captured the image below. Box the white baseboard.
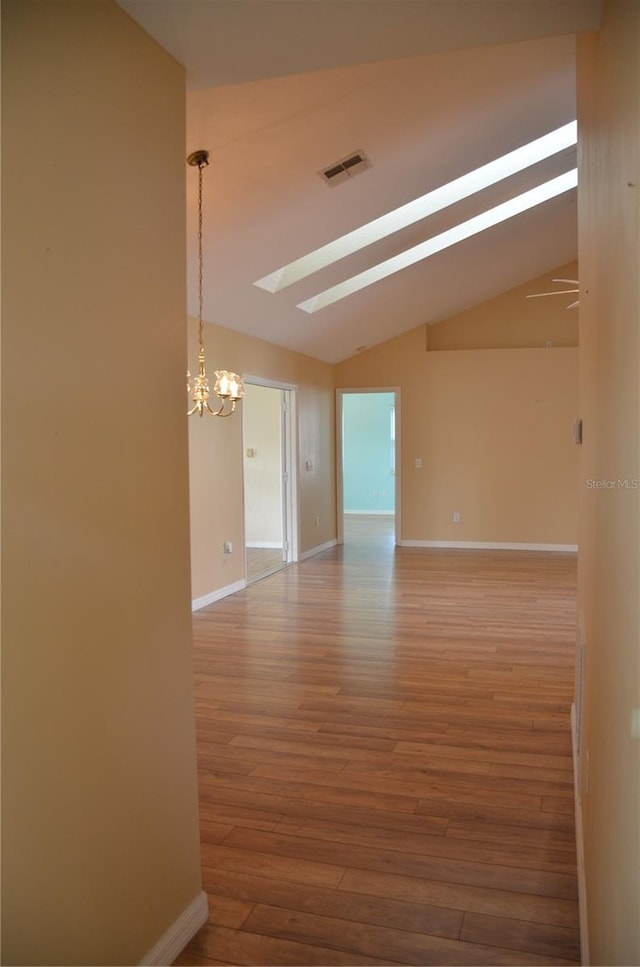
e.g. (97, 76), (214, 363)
(139, 890), (208, 966)
(246, 541), (283, 549)
(301, 538), (338, 560)
(344, 510), (395, 516)
(192, 579), (246, 611)
(399, 540), (578, 552)
(571, 703), (590, 966)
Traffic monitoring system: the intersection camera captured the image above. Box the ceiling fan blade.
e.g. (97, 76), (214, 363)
(527, 289), (579, 299)
(552, 278), (580, 285)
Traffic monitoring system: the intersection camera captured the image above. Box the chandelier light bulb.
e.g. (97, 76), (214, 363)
(214, 370), (245, 402)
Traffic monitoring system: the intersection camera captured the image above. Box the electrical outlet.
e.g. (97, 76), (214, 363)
(314, 516), (320, 527)
(453, 512), (461, 523)
(223, 541), (233, 555)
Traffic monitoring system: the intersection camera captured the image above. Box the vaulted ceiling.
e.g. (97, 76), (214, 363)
(119, 0), (602, 362)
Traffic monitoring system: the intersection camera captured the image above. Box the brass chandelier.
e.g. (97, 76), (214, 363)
(187, 150), (244, 417)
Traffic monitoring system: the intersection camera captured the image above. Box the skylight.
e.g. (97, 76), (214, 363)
(297, 169), (577, 313)
(254, 121), (577, 295)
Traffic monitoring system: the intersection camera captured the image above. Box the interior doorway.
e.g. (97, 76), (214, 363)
(337, 388), (401, 546)
(242, 380), (297, 583)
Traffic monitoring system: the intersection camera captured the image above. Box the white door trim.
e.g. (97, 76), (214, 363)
(336, 387), (401, 546)
(242, 377), (299, 574)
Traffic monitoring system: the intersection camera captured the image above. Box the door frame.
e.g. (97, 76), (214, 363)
(242, 374), (299, 573)
(336, 387), (401, 546)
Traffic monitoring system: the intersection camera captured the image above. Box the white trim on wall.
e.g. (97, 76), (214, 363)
(192, 579), (246, 611)
(344, 510), (395, 516)
(246, 541), (283, 549)
(399, 540), (578, 552)
(139, 891), (208, 966)
(301, 539), (338, 560)
(337, 386), (402, 547)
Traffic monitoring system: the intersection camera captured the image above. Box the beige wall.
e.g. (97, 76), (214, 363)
(577, 2), (640, 963)
(337, 329), (579, 546)
(428, 261), (579, 351)
(1, 3), (202, 964)
(189, 319), (335, 600)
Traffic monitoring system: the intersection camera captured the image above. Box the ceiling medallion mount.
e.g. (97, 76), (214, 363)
(187, 149), (210, 169)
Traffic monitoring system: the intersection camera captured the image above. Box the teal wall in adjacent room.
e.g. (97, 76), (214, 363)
(343, 393), (395, 513)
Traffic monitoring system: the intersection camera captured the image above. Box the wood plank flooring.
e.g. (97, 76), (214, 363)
(177, 517), (579, 966)
(246, 546), (288, 584)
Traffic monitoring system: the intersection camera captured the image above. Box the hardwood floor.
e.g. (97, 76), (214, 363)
(246, 546), (288, 584)
(177, 518), (579, 966)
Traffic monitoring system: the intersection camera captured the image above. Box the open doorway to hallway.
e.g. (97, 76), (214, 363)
(337, 388), (401, 547)
(242, 381), (297, 583)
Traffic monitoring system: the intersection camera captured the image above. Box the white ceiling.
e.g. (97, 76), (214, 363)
(119, 0), (602, 363)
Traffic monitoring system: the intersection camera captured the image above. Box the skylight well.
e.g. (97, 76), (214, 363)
(297, 169), (577, 313)
(253, 121), (577, 300)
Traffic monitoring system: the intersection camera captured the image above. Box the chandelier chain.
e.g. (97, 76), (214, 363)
(186, 147), (244, 416)
(197, 160), (204, 350)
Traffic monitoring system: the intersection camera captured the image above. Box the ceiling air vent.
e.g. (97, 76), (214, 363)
(319, 150), (371, 187)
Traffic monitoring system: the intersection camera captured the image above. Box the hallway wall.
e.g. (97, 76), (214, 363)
(337, 333), (579, 547)
(1, 2), (202, 963)
(188, 318), (335, 601)
(576, 2), (640, 961)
